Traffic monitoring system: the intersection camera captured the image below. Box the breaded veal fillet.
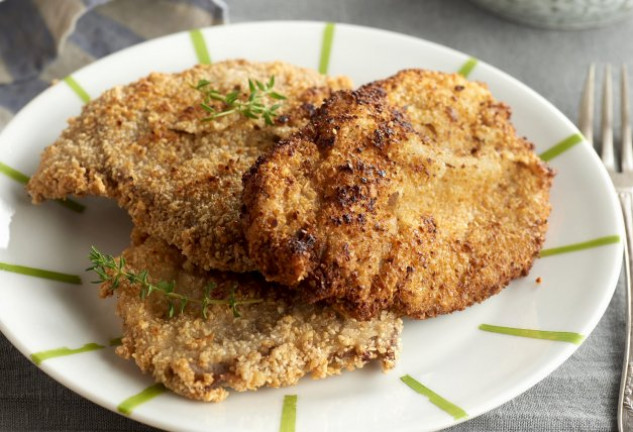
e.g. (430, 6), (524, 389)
(105, 232), (402, 402)
(242, 69), (554, 320)
(27, 60), (352, 272)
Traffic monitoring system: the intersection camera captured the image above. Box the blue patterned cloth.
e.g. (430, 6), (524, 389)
(0, 0), (227, 128)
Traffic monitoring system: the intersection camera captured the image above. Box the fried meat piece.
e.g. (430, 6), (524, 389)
(27, 60), (352, 272)
(242, 69), (554, 320)
(107, 232), (402, 402)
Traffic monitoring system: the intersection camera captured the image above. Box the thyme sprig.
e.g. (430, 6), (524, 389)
(88, 246), (261, 318)
(194, 75), (286, 125)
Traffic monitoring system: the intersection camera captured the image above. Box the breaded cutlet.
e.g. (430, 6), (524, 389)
(104, 232), (402, 402)
(242, 69), (553, 320)
(27, 60), (352, 273)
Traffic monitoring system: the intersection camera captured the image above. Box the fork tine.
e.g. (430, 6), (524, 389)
(602, 64), (616, 172)
(579, 64), (595, 146)
(622, 64), (633, 172)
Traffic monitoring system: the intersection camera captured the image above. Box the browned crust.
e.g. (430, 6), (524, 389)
(27, 60), (352, 273)
(242, 69), (554, 320)
(109, 232), (402, 402)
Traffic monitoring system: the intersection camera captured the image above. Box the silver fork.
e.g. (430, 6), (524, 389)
(580, 64), (633, 431)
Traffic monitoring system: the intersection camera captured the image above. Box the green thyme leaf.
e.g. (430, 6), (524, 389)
(196, 79), (210, 89)
(194, 76), (286, 125)
(88, 247), (262, 319)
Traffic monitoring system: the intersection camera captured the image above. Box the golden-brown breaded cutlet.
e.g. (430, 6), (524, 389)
(242, 69), (554, 320)
(105, 232), (402, 402)
(27, 60), (352, 273)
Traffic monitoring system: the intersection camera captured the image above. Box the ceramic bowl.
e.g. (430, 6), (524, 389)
(470, 0), (633, 29)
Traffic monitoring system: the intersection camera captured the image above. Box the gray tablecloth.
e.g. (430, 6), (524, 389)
(0, 0), (630, 430)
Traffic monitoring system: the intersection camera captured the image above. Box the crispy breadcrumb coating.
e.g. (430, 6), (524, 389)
(27, 60), (352, 272)
(106, 232), (402, 402)
(242, 69), (553, 320)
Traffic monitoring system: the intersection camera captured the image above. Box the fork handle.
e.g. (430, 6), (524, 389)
(618, 193), (633, 431)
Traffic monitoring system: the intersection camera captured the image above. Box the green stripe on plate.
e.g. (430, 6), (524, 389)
(31, 342), (104, 365)
(457, 57), (478, 78)
(109, 337), (123, 347)
(63, 76), (91, 103)
(189, 29), (211, 65)
(0, 161), (29, 184)
(400, 375), (468, 420)
(0, 161), (85, 213)
(319, 22), (335, 75)
(118, 384), (167, 415)
(0, 261), (82, 284)
(539, 133), (583, 161)
(479, 324), (584, 344)
(54, 198), (86, 213)
(280, 394), (297, 432)
(540, 235), (620, 257)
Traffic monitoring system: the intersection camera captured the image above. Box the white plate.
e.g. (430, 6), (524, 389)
(0, 21), (624, 432)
